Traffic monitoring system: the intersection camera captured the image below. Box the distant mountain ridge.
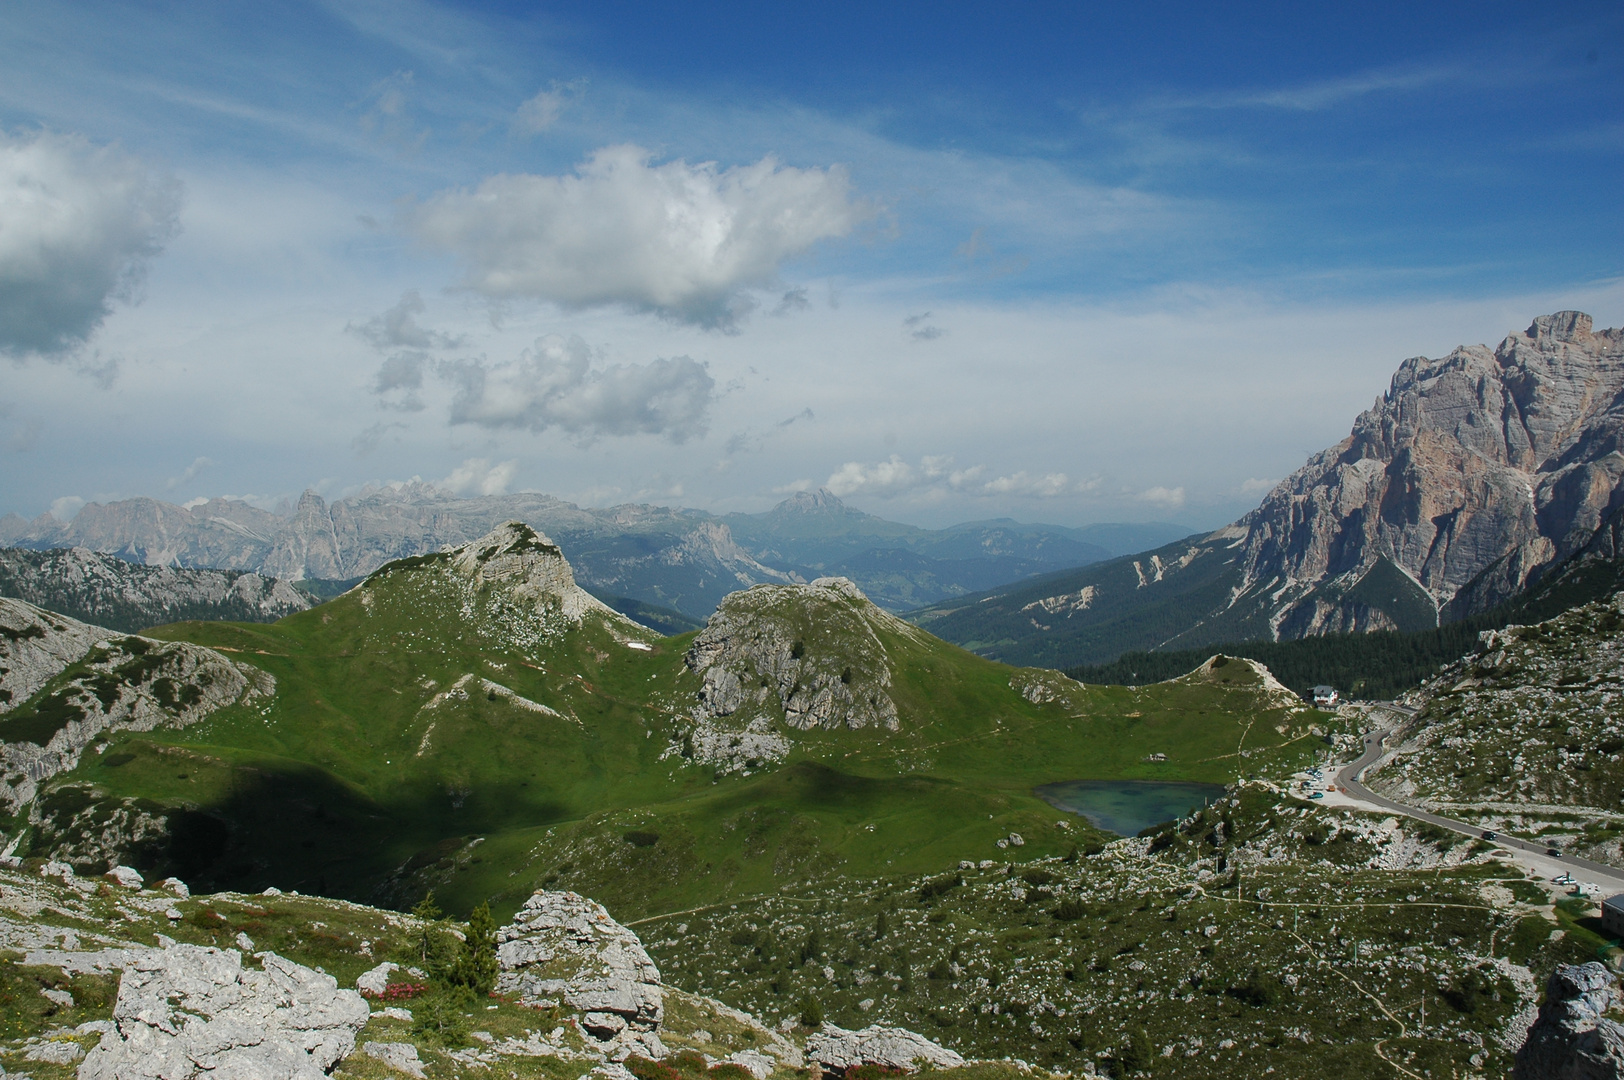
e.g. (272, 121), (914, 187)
(0, 546), (311, 633)
(915, 311), (1624, 667)
(2, 485), (1189, 619)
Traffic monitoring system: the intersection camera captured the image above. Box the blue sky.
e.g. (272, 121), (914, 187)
(1, 0), (1620, 528)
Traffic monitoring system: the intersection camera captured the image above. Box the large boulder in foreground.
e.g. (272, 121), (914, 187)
(78, 943), (369, 1080)
(496, 890), (664, 1056)
(805, 1023), (966, 1073)
(1514, 961), (1624, 1079)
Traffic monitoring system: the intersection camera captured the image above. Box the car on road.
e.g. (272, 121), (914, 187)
(1548, 847), (1563, 857)
(1482, 831), (1497, 841)
(1310, 792), (1324, 799)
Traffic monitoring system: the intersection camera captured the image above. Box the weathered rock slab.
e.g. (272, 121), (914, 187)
(805, 1023), (966, 1073)
(77, 943), (370, 1080)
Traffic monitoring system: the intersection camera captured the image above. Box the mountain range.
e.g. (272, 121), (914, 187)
(0, 488), (1189, 620)
(914, 311), (1624, 668)
(1, 521), (1326, 913)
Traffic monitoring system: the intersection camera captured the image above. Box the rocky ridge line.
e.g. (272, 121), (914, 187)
(0, 546), (310, 633)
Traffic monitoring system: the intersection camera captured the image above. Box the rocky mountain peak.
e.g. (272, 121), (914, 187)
(436, 521), (621, 628)
(772, 488), (851, 516)
(1527, 309), (1594, 344)
(1227, 311), (1624, 635)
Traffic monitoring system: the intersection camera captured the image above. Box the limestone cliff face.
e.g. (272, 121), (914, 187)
(1233, 311), (1624, 632)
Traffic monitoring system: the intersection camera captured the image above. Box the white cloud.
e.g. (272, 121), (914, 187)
(826, 455), (920, 497)
(1239, 477), (1280, 497)
(442, 334), (715, 443)
(49, 495), (84, 520)
(1138, 485), (1187, 509)
(979, 471), (1071, 497)
(0, 128), (181, 357)
(166, 456), (214, 490)
(826, 455), (1079, 499)
(406, 144), (866, 328)
(439, 457), (518, 497)
(512, 81), (585, 135)
(439, 458), (517, 497)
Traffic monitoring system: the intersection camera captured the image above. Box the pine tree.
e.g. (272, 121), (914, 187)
(412, 891), (444, 965)
(448, 901), (498, 997)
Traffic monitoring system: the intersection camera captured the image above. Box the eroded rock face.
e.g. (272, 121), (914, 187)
(1513, 961), (1624, 1079)
(1236, 312), (1624, 631)
(495, 890), (664, 1056)
(804, 1023), (966, 1073)
(680, 578), (922, 771)
(78, 943), (370, 1080)
(0, 599), (275, 812)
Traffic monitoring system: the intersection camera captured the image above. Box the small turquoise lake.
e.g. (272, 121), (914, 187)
(1035, 780), (1227, 836)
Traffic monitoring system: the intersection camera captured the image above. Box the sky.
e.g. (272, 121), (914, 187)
(1, 0), (1621, 530)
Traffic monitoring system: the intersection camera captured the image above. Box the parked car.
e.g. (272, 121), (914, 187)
(1310, 792), (1324, 799)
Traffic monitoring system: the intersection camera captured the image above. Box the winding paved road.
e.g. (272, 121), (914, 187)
(1330, 706), (1624, 896)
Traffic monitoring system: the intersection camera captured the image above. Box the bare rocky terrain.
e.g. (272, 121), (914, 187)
(0, 547), (310, 633)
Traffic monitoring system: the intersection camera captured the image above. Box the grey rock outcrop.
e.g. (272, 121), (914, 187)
(78, 943), (370, 1080)
(0, 598), (274, 812)
(447, 522), (616, 625)
(691, 579), (905, 718)
(361, 1042), (426, 1078)
(495, 890), (663, 1052)
(0, 547), (309, 633)
(1513, 961), (1624, 1079)
(804, 1023), (966, 1073)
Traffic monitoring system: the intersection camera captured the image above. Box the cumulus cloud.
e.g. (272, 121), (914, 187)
(406, 144), (865, 328)
(439, 457), (518, 497)
(1138, 485), (1187, 509)
(350, 290), (465, 351)
(826, 455), (921, 498)
(0, 128), (182, 357)
(441, 334), (715, 443)
(165, 456), (213, 490)
(825, 455), (1078, 499)
(49, 495), (84, 520)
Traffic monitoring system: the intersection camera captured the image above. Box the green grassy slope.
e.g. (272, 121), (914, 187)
(18, 534), (1343, 922)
